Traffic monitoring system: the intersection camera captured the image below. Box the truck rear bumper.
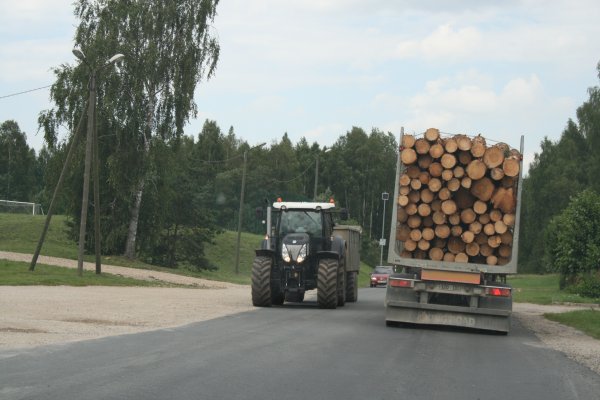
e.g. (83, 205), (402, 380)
(385, 300), (511, 333)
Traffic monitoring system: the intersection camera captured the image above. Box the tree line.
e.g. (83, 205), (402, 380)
(519, 61), (600, 295)
(1, 119), (397, 269)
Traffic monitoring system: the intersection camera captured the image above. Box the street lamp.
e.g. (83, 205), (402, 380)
(73, 48), (124, 276)
(313, 147), (331, 200)
(6, 135), (13, 199)
(379, 191), (389, 265)
(234, 142), (267, 274)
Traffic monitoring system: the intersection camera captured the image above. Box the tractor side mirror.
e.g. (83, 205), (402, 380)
(340, 208), (349, 221)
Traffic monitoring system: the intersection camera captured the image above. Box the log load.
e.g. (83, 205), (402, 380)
(397, 128), (521, 265)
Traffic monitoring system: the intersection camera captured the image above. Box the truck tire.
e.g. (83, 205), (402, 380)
(346, 271), (358, 302)
(251, 256), (273, 307)
(337, 259), (346, 307)
(317, 258), (338, 309)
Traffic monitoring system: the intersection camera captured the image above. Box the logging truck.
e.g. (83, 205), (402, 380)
(385, 128), (523, 333)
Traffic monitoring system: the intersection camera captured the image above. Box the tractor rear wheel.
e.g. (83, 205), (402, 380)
(317, 258), (338, 309)
(346, 271), (358, 302)
(251, 256), (273, 307)
(337, 259), (346, 307)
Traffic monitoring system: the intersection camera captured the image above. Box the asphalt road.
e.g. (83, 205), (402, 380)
(1, 288), (599, 400)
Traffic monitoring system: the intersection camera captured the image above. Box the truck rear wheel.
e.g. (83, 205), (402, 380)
(346, 271), (358, 302)
(317, 258), (338, 309)
(251, 256), (274, 307)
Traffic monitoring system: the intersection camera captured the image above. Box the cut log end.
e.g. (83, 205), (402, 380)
(425, 128), (440, 142)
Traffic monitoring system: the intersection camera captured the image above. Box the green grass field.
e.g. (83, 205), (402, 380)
(509, 274), (600, 305)
(0, 213), (374, 287)
(545, 309), (600, 340)
(0, 259), (180, 287)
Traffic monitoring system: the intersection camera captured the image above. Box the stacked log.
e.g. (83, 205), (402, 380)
(397, 128), (521, 265)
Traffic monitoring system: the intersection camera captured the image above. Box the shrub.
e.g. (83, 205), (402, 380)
(544, 189), (600, 286)
(568, 276), (600, 299)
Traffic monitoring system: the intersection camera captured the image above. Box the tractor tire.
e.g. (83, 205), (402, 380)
(337, 259), (346, 307)
(251, 256), (273, 307)
(317, 258), (338, 309)
(346, 271), (358, 302)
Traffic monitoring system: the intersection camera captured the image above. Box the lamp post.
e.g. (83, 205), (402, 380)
(6, 136), (12, 199)
(313, 147), (331, 200)
(73, 49), (124, 276)
(234, 142), (266, 274)
(379, 191), (389, 265)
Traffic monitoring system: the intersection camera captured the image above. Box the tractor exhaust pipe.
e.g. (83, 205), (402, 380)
(266, 206), (272, 249)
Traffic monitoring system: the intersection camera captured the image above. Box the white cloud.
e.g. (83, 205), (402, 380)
(500, 75), (543, 106)
(247, 95), (286, 113)
(402, 24), (483, 60)
(299, 123), (345, 145)
(385, 71), (571, 155)
(2, 0), (599, 157)
(0, 39), (72, 83)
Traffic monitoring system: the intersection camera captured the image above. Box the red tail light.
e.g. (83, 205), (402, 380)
(390, 279), (413, 288)
(486, 287), (511, 297)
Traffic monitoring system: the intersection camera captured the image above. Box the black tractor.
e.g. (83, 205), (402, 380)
(251, 200), (361, 309)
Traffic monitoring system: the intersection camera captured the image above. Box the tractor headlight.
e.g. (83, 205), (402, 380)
(296, 244), (308, 264)
(282, 245), (291, 263)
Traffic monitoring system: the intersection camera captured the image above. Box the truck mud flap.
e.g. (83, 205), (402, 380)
(385, 300), (511, 333)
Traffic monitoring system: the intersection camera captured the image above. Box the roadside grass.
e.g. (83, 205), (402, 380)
(509, 274), (600, 305)
(0, 259), (180, 287)
(0, 214), (78, 259)
(1, 214), (373, 288)
(544, 310), (600, 340)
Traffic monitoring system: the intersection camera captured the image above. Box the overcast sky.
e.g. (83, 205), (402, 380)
(1, 0), (600, 173)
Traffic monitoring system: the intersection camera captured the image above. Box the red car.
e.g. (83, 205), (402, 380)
(370, 266), (394, 287)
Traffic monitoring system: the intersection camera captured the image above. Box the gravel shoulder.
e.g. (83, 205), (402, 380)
(1, 251), (599, 377)
(513, 303), (600, 375)
(0, 251), (253, 350)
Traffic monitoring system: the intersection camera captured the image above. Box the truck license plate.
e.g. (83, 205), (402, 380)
(439, 283), (458, 291)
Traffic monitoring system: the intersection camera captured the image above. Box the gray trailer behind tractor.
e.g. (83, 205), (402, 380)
(385, 128), (524, 333)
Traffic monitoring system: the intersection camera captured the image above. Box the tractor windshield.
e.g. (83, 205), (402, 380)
(279, 210), (323, 237)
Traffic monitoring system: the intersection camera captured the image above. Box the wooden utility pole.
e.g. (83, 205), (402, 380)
(30, 106), (88, 271)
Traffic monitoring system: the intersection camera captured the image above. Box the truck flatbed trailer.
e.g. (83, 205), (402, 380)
(384, 129), (524, 333)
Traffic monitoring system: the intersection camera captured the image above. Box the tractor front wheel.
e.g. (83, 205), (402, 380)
(251, 256), (273, 307)
(317, 258), (339, 309)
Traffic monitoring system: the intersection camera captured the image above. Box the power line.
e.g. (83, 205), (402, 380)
(0, 85), (52, 100)
(270, 162), (314, 183)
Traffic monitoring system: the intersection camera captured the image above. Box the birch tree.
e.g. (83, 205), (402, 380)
(40, 0), (220, 258)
